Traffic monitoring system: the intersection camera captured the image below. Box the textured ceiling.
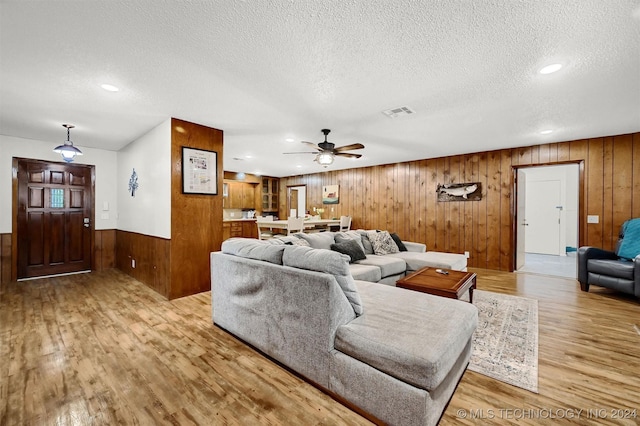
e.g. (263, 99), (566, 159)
(1, 0), (639, 177)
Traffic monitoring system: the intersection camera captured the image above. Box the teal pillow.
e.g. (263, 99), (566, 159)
(617, 218), (640, 260)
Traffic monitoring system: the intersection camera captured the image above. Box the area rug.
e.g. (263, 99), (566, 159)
(467, 289), (539, 393)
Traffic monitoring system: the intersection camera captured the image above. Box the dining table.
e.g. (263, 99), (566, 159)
(257, 218), (341, 232)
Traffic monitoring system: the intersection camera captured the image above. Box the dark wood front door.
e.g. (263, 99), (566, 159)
(17, 159), (93, 279)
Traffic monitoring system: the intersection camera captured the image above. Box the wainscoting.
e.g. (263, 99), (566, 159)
(115, 230), (171, 299)
(1, 233), (11, 284)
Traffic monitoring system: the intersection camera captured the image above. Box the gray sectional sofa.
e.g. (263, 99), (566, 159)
(210, 235), (478, 426)
(267, 230), (468, 284)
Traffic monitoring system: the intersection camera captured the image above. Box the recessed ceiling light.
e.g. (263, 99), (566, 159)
(540, 129), (553, 135)
(286, 138), (295, 142)
(245, 155), (253, 159)
(296, 165), (302, 168)
(539, 64), (562, 75)
(100, 83), (119, 92)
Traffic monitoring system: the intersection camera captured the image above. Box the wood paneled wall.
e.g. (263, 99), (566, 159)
(169, 118), (224, 299)
(94, 229), (116, 271)
(116, 230), (171, 297)
(279, 133), (640, 271)
(1, 233), (11, 284)
(117, 119), (223, 299)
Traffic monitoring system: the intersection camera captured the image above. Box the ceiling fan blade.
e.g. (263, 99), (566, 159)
(283, 151), (318, 154)
(334, 143), (364, 152)
(301, 141), (322, 151)
(335, 152), (362, 159)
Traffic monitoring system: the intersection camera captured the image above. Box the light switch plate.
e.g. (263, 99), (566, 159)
(587, 215), (599, 224)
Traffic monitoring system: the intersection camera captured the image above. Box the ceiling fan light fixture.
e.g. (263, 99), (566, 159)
(315, 152), (334, 167)
(53, 124), (83, 162)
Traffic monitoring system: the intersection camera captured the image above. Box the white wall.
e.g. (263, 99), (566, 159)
(116, 119), (171, 239)
(524, 164), (579, 251)
(0, 134), (118, 233)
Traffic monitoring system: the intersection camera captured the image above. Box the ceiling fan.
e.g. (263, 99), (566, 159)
(283, 129), (364, 167)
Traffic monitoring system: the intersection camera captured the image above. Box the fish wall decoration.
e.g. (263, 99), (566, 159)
(436, 182), (482, 201)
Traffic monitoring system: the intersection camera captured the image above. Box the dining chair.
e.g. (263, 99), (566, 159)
(287, 216), (305, 235)
(339, 215), (352, 231)
(256, 216), (275, 240)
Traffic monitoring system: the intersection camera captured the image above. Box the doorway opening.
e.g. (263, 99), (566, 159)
(514, 163), (580, 279)
(287, 185), (306, 218)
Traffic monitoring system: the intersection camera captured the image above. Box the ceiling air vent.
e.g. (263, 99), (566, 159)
(382, 106), (415, 118)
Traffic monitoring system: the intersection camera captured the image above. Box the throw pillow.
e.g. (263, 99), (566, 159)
(331, 239), (367, 263)
(295, 232), (335, 250)
(390, 233), (408, 251)
(292, 238), (310, 246)
(617, 218), (640, 260)
(335, 231), (366, 253)
(366, 230), (400, 255)
(356, 230), (375, 254)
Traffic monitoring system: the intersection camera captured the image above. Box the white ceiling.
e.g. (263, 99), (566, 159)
(1, 1), (639, 177)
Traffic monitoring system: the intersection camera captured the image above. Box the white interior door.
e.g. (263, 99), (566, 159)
(525, 180), (561, 255)
(516, 169), (527, 269)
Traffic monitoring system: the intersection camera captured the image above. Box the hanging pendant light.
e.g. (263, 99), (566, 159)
(53, 124), (83, 162)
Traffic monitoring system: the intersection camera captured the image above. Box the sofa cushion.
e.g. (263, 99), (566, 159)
(221, 238), (285, 265)
(348, 264), (382, 282)
(335, 231), (366, 253)
(366, 230), (400, 255)
(356, 255), (406, 278)
(355, 230), (375, 254)
(283, 246), (363, 316)
(295, 232), (336, 250)
(335, 281), (477, 391)
(588, 258), (635, 280)
(331, 239), (367, 263)
(386, 251), (467, 271)
(262, 235), (309, 247)
(390, 233), (408, 251)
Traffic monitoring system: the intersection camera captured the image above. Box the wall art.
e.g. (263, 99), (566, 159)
(437, 182), (482, 201)
(322, 184), (339, 204)
(182, 147), (218, 195)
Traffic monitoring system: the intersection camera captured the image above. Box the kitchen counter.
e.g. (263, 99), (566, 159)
(223, 218), (257, 222)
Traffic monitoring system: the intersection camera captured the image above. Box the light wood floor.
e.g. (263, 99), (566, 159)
(1, 268), (638, 425)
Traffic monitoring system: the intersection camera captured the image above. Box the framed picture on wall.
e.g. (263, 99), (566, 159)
(322, 184), (339, 204)
(182, 147), (218, 195)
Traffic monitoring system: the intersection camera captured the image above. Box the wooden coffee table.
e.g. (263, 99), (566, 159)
(396, 267), (477, 303)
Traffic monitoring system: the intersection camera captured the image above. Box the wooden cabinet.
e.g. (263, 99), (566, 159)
(222, 222), (231, 241)
(223, 220), (257, 240)
(262, 177), (279, 212)
(230, 221), (243, 237)
(225, 181), (256, 209)
(242, 221), (258, 239)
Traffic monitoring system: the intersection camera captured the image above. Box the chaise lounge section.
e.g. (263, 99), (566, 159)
(211, 238), (478, 425)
